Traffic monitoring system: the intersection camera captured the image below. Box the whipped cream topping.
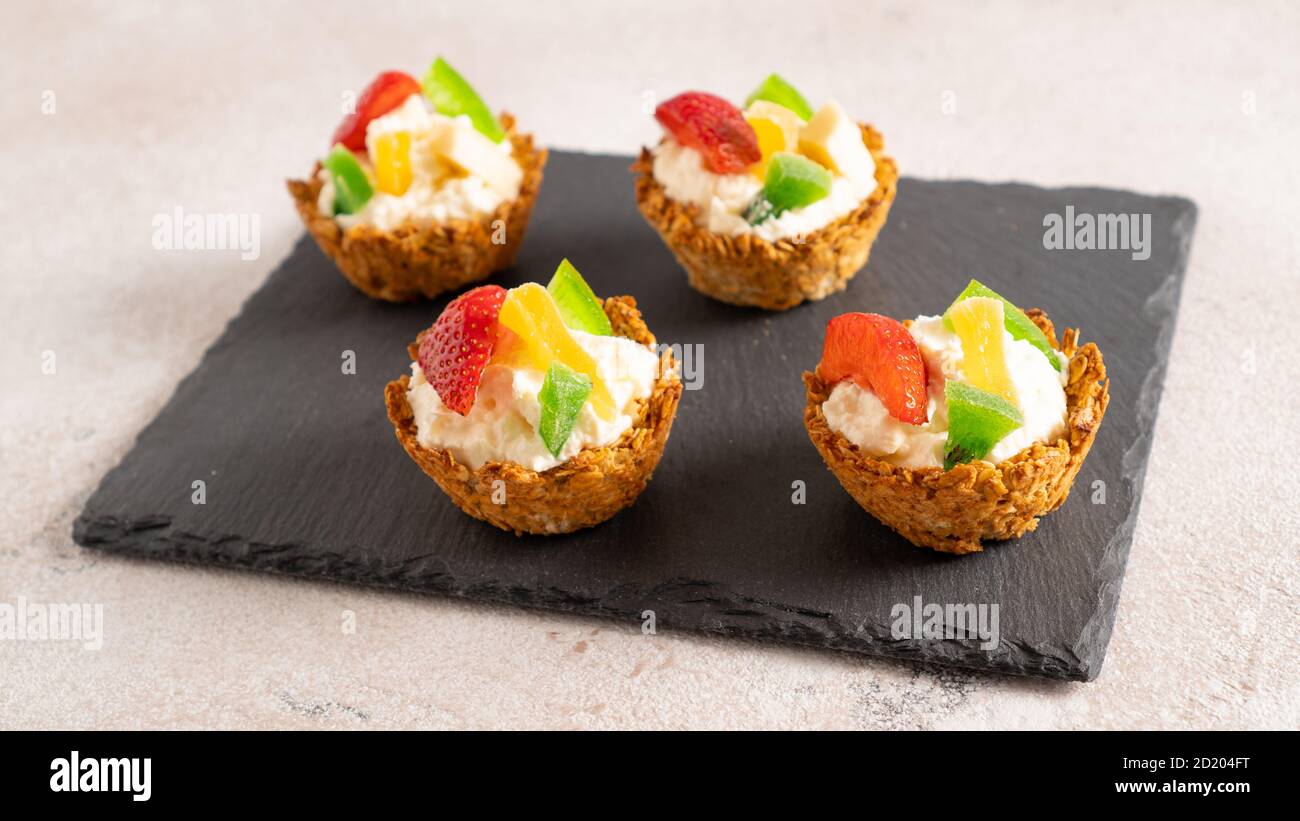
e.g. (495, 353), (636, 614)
(406, 330), (661, 472)
(651, 137), (876, 242)
(317, 95), (521, 231)
(822, 316), (1069, 469)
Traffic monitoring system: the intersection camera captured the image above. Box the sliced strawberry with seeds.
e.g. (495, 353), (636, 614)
(817, 312), (929, 425)
(418, 285), (507, 415)
(655, 91), (761, 174)
(332, 71), (422, 152)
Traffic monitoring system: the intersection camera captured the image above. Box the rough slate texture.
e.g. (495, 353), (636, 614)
(73, 151), (1196, 681)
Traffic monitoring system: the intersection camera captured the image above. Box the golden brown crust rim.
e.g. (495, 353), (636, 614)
(287, 113), (548, 302)
(385, 296), (683, 535)
(633, 123), (899, 311)
(803, 309), (1110, 554)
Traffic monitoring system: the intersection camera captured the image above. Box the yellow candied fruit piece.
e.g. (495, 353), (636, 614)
(947, 297), (1019, 407)
(373, 130), (413, 196)
(747, 119), (783, 180)
(496, 283), (616, 420)
(745, 100), (802, 180)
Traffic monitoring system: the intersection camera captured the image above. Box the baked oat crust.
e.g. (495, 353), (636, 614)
(632, 123), (899, 311)
(803, 309), (1109, 554)
(288, 113), (547, 302)
(385, 296), (683, 535)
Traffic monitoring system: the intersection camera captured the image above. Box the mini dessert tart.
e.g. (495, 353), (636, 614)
(803, 280), (1109, 554)
(634, 74), (899, 310)
(385, 260), (683, 535)
(288, 58), (547, 302)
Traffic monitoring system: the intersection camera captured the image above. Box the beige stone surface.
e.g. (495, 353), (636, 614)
(1, 0), (1297, 729)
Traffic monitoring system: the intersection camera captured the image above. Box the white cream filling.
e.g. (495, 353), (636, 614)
(650, 137), (875, 242)
(317, 95), (520, 231)
(822, 316), (1069, 469)
(406, 330), (660, 472)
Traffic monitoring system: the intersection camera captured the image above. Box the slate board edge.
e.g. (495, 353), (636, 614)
(1070, 202), (1199, 680)
(71, 515), (1089, 681)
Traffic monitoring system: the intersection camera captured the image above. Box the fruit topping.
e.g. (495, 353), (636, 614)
(331, 71), (422, 152)
(429, 117), (522, 197)
(496, 283), (615, 419)
(744, 73), (814, 121)
(654, 92), (761, 174)
(943, 279), (1062, 371)
(944, 297), (1019, 407)
(421, 57), (505, 143)
(745, 151), (833, 224)
(817, 313), (929, 425)
(321, 145), (374, 215)
(798, 100), (875, 183)
(372, 130), (413, 196)
(537, 362), (593, 457)
(744, 100), (803, 179)
(417, 285), (508, 416)
(547, 259), (613, 336)
(943, 381), (1024, 469)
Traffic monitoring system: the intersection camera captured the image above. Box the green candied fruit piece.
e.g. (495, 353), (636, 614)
(942, 279), (1062, 371)
(744, 73), (814, 121)
(322, 145), (374, 215)
(943, 381), (1024, 470)
(546, 259), (613, 336)
(745, 151), (833, 224)
(421, 57), (505, 143)
(537, 361), (593, 457)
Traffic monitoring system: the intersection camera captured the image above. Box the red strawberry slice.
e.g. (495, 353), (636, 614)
(817, 313), (929, 425)
(655, 91), (761, 174)
(418, 285), (507, 415)
(331, 71), (422, 152)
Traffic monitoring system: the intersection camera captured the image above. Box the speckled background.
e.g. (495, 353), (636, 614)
(3, 0), (1297, 729)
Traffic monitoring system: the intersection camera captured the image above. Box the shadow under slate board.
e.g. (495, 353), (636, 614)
(74, 150), (1196, 681)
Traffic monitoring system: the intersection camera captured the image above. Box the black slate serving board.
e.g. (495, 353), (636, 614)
(74, 151), (1196, 680)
